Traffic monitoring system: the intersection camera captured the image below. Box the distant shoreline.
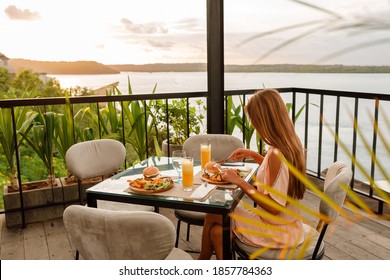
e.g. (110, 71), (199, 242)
(8, 59), (390, 75)
(109, 63), (390, 74)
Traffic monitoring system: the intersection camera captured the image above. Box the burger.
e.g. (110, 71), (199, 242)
(204, 161), (223, 182)
(203, 161), (245, 182)
(143, 166), (160, 179)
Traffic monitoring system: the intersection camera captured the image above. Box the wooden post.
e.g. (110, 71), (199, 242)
(207, 0), (224, 134)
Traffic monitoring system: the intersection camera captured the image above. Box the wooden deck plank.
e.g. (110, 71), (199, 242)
(43, 218), (73, 260)
(324, 225), (384, 259)
(367, 233), (390, 251)
(323, 243), (356, 260)
(1, 221), (25, 260)
(23, 222), (49, 259)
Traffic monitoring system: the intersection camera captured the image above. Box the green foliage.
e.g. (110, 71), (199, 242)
(226, 96), (257, 150)
(117, 78), (162, 162)
(0, 67), (12, 92)
(54, 94), (75, 166)
(0, 89), (38, 186)
(0, 69), (64, 99)
(19, 111), (57, 179)
(151, 98), (205, 145)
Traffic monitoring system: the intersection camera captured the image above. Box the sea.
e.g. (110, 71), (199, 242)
(49, 72), (390, 94)
(49, 72), (390, 182)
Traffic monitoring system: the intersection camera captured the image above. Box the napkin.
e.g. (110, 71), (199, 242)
(190, 183), (217, 200)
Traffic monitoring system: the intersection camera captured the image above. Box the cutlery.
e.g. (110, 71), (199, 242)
(215, 159), (229, 164)
(213, 163), (223, 172)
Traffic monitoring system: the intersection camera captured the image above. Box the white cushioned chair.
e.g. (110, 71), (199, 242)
(65, 139), (154, 212)
(232, 161), (353, 260)
(174, 134), (245, 247)
(63, 205), (192, 260)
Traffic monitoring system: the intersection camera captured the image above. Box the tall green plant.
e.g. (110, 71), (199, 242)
(226, 95), (256, 150)
(54, 93), (75, 163)
(0, 89), (37, 190)
(19, 111), (57, 186)
(119, 78), (162, 161)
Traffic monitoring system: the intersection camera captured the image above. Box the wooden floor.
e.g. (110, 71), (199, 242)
(1, 190), (390, 260)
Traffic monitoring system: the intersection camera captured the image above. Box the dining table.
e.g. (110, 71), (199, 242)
(86, 156), (259, 260)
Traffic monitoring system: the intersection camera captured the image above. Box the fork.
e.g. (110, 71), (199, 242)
(214, 163), (223, 172)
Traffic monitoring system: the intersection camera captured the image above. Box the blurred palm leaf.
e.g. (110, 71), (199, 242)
(239, 0), (390, 64)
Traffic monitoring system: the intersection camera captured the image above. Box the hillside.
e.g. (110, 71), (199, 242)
(108, 63), (207, 72)
(109, 63), (390, 73)
(8, 59), (119, 74)
(6, 59), (390, 74)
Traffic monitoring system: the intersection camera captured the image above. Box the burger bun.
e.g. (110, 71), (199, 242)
(143, 166), (159, 178)
(204, 161), (221, 174)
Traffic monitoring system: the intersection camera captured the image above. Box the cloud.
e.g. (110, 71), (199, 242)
(120, 18), (168, 34)
(4, 5), (41, 21)
(147, 39), (174, 50)
(174, 18), (202, 31)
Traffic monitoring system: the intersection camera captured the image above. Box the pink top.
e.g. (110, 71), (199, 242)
(232, 147), (304, 248)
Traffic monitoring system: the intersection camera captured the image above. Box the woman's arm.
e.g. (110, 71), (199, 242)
(220, 169), (281, 215)
(229, 148), (264, 165)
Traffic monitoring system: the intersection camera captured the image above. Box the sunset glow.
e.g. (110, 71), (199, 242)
(1, 0), (390, 65)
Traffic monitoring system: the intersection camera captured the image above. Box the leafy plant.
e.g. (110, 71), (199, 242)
(116, 78), (162, 162)
(19, 111), (57, 187)
(239, 1), (390, 64)
(151, 98), (205, 145)
(226, 95), (256, 149)
(54, 94), (75, 163)
(0, 89), (38, 190)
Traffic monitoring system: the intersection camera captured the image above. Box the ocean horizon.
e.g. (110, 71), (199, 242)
(49, 71), (390, 95)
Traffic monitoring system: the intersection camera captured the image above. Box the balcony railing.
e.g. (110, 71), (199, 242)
(1, 87), (389, 226)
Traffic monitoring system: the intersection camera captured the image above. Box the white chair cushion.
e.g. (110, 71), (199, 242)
(97, 200), (154, 212)
(66, 139), (126, 179)
(63, 205), (192, 260)
(183, 134), (244, 161)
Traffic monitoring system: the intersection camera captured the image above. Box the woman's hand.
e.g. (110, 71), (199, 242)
(229, 148), (264, 165)
(220, 168), (242, 185)
(228, 148), (251, 161)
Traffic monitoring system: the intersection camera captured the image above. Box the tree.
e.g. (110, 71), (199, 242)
(0, 68), (12, 95)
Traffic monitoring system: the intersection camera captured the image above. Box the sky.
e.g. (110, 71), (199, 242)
(1, 0), (390, 65)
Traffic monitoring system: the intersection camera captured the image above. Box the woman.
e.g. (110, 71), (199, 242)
(198, 88), (306, 260)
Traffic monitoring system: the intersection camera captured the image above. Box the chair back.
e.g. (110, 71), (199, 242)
(183, 134), (244, 161)
(320, 161), (353, 222)
(65, 139), (126, 179)
(63, 205), (177, 260)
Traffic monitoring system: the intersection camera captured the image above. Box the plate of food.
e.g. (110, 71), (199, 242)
(126, 166), (174, 193)
(127, 176), (174, 193)
(201, 162), (247, 185)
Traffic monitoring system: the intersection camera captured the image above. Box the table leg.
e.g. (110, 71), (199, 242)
(87, 194), (97, 208)
(222, 213), (232, 260)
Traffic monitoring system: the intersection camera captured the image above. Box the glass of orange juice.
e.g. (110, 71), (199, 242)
(181, 157), (194, 191)
(200, 143), (211, 170)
